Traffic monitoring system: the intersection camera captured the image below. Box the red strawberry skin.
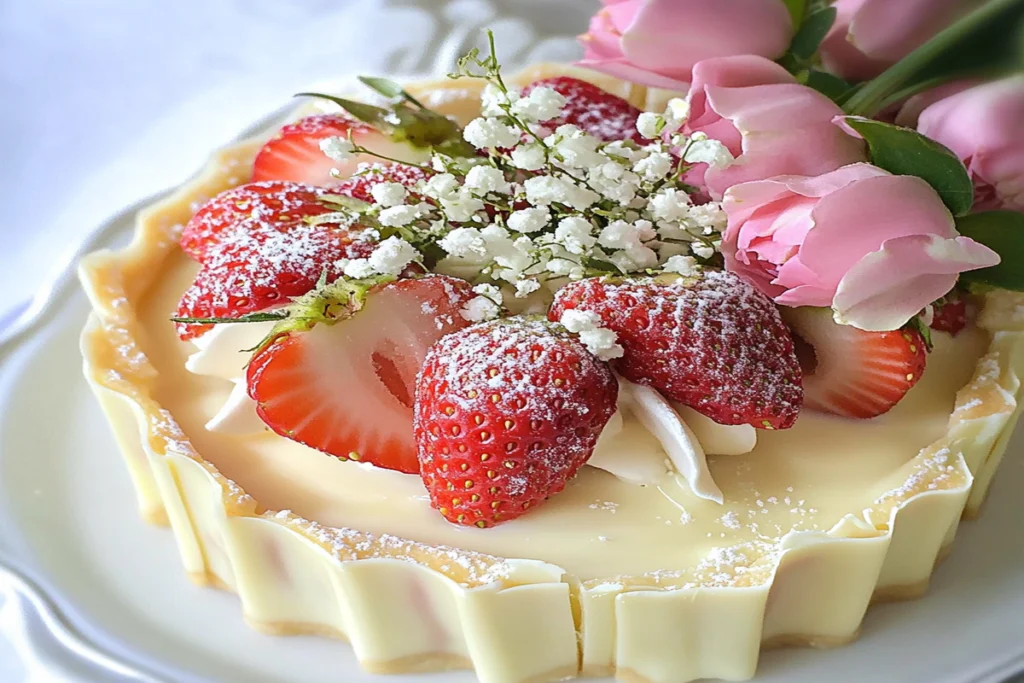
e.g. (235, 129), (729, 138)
(180, 181), (346, 261)
(930, 296), (968, 336)
(331, 162), (433, 204)
(523, 77), (644, 142)
(414, 317), (618, 527)
(247, 275), (476, 473)
(174, 180), (371, 341)
(549, 272), (803, 429)
(783, 307), (928, 419)
(252, 115), (374, 187)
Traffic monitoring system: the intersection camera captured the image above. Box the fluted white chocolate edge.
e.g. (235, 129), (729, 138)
(77, 65), (1024, 683)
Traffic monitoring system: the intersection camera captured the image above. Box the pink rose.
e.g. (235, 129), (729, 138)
(820, 0), (983, 82)
(915, 76), (1024, 213)
(683, 56), (867, 199)
(577, 0), (794, 91)
(722, 163), (1000, 331)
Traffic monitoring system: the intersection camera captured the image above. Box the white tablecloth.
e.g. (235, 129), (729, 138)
(0, 0), (592, 323)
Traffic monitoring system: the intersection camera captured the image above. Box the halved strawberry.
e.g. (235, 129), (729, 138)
(246, 275), (475, 473)
(523, 77), (645, 142)
(252, 114), (431, 186)
(179, 181), (348, 261)
(174, 226), (371, 341)
(783, 307), (927, 419)
(331, 162), (433, 204)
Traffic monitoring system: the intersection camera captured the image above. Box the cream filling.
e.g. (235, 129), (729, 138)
(184, 315), (737, 493)
(153, 251), (989, 581)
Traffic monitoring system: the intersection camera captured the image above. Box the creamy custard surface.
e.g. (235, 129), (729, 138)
(140, 249), (987, 581)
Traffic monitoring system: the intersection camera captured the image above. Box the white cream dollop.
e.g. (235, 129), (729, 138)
(185, 321), (277, 434)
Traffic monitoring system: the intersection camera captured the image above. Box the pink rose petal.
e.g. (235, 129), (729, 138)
(833, 234), (1000, 330)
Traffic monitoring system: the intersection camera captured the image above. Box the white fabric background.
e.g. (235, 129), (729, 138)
(0, 0), (593, 326)
(0, 1), (591, 679)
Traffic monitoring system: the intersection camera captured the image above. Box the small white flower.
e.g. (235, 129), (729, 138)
(464, 165), (510, 194)
(636, 112), (665, 140)
(367, 236), (419, 275)
(463, 117), (520, 149)
(472, 283), (503, 304)
(610, 245), (659, 272)
(555, 216), (597, 255)
(511, 85), (567, 122)
(421, 173), (460, 201)
(481, 83), (519, 117)
(602, 140), (639, 162)
(633, 151), (674, 181)
(684, 138), (734, 170)
(461, 296), (501, 322)
(430, 154), (453, 172)
(685, 202), (727, 231)
(691, 242), (716, 259)
(649, 188), (692, 222)
(369, 182), (407, 208)
(378, 203), (428, 227)
(440, 191), (486, 222)
(589, 162), (640, 205)
(597, 219), (641, 250)
(546, 125), (603, 169)
(559, 309), (623, 360)
(343, 258), (376, 279)
(560, 309), (601, 333)
(507, 207), (550, 233)
(438, 227), (487, 258)
(579, 328), (625, 360)
(320, 136), (355, 162)
(523, 175), (572, 206)
(662, 255), (700, 276)
(514, 278), (541, 298)
(546, 257), (580, 277)
(510, 143), (547, 171)
(664, 98), (690, 130)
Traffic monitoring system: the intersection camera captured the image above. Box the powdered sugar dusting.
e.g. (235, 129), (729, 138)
(523, 77), (644, 143)
(270, 510), (512, 587)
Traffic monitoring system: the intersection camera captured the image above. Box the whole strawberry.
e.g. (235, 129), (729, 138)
(414, 317), (618, 527)
(523, 77), (645, 142)
(549, 271), (803, 429)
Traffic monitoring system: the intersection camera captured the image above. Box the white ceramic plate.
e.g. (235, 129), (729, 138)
(1, 1), (1023, 678)
(0, 175), (1021, 683)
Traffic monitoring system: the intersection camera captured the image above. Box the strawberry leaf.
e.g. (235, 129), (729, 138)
(955, 210), (1024, 291)
(842, 117), (974, 216)
(295, 93), (396, 132)
(358, 76), (427, 109)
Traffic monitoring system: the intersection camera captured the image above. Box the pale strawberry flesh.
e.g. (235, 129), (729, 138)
(246, 276), (475, 473)
(252, 114), (431, 187)
(783, 307), (927, 419)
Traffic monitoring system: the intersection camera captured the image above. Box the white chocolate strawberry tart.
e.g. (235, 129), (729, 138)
(78, 40), (1024, 683)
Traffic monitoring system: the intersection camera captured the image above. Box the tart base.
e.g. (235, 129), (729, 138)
(78, 64), (1024, 683)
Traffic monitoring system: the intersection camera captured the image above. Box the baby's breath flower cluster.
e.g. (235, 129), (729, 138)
(318, 34), (733, 327)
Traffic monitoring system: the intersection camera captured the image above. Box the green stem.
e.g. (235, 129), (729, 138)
(843, 0), (1023, 116)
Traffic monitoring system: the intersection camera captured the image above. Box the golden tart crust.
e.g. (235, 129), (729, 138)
(79, 65), (1024, 683)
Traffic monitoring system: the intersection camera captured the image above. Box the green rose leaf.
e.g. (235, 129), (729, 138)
(781, 0), (807, 27)
(842, 116), (974, 216)
(802, 69), (854, 103)
(955, 210), (1024, 291)
(789, 7), (837, 60)
(358, 76), (428, 109)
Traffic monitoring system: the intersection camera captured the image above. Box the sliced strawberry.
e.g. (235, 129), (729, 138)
(174, 221), (370, 341)
(523, 77), (645, 142)
(252, 114), (431, 186)
(783, 307), (927, 419)
(246, 276), (475, 473)
(331, 162), (433, 204)
(179, 181), (348, 261)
